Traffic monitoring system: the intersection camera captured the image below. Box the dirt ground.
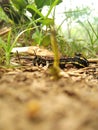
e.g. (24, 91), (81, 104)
(0, 61), (98, 130)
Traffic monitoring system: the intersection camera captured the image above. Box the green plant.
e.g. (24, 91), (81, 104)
(0, 27), (38, 66)
(50, 25), (61, 79)
(63, 6), (91, 39)
(0, 31), (12, 66)
(0, 7), (9, 22)
(0, 0), (62, 24)
(25, 0), (62, 77)
(27, 0), (62, 77)
(78, 20), (98, 57)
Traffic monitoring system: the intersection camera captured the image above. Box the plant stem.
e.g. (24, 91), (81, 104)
(5, 52), (10, 66)
(50, 26), (60, 78)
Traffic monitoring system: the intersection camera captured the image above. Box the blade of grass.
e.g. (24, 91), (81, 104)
(78, 20), (93, 45)
(87, 20), (98, 41)
(45, 0), (60, 18)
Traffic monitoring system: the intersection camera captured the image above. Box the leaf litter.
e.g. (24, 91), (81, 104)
(0, 46), (98, 130)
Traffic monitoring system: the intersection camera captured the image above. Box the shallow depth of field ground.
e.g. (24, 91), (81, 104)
(0, 61), (98, 130)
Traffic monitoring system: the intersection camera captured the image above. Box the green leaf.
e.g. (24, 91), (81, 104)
(35, 0), (62, 9)
(45, 0), (62, 18)
(40, 18), (54, 26)
(11, 0), (28, 11)
(27, 4), (44, 18)
(32, 31), (43, 45)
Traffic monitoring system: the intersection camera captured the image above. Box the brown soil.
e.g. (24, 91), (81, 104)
(0, 63), (98, 130)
